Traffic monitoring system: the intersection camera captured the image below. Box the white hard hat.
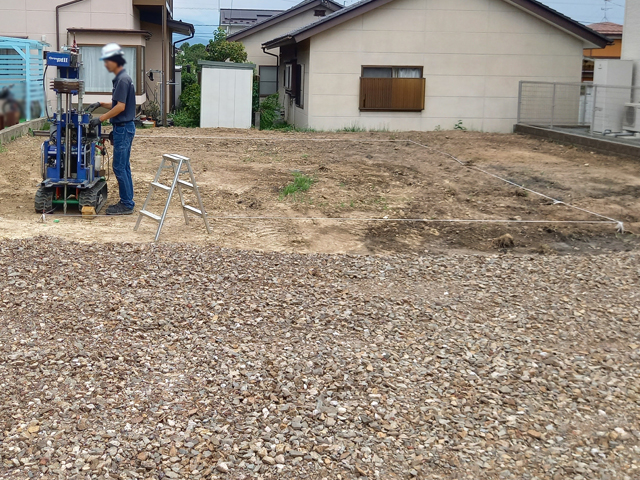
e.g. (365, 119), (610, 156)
(100, 43), (124, 61)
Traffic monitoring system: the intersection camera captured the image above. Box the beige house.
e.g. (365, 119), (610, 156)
(263, 0), (609, 132)
(0, 0), (193, 121)
(228, 0), (343, 97)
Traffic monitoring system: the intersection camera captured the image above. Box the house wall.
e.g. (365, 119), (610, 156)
(584, 39), (623, 59)
(140, 20), (171, 111)
(299, 0), (584, 133)
(239, 10), (331, 68)
(0, 0), (138, 49)
(1, 1), (144, 110)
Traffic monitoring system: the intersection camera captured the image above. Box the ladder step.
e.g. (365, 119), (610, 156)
(140, 210), (161, 222)
(177, 179), (194, 189)
(151, 182), (171, 191)
(183, 205), (203, 216)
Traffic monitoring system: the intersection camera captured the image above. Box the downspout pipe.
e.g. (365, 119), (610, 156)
(171, 29), (195, 109)
(56, 0), (88, 51)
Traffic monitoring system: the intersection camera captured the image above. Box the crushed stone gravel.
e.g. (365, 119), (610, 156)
(1, 237), (639, 480)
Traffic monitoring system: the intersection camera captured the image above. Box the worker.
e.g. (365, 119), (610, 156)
(88, 43), (136, 215)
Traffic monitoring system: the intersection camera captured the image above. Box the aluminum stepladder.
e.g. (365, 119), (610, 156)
(134, 154), (211, 241)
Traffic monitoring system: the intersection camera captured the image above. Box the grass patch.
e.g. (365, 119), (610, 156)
(270, 123), (318, 133)
(339, 123), (367, 132)
(0, 143), (6, 153)
(279, 173), (316, 200)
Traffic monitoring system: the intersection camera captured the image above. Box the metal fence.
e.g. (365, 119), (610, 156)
(0, 36), (46, 122)
(517, 81), (640, 135)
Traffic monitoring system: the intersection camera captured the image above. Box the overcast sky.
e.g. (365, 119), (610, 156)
(174, 0), (626, 45)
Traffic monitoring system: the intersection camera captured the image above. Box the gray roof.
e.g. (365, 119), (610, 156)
(219, 9), (283, 27)
(263, 0), (610, 49)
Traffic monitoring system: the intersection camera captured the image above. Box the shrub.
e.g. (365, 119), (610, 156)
(181, 70), (197, 90)
(259, 93), (280, 130)
(174, 83), (201, 127)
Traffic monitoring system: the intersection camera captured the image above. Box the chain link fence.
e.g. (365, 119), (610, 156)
(517, 81), (640, 134)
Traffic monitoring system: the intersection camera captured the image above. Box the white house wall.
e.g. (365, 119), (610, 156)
(303, 0), (584, 132)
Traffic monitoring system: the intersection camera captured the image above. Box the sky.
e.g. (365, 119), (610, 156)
(173, 0), (627, 45)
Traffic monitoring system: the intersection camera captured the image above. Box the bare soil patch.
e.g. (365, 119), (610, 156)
(0, 128), (638, 254)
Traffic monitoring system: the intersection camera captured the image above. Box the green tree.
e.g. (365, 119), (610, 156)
(206, 28), (248, 63)
(176, 42), (208, 67)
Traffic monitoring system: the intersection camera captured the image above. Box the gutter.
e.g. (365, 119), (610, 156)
(56, 0), (89, 50)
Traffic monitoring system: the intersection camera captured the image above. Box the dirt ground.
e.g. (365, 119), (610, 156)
(0, 128), (638, 255)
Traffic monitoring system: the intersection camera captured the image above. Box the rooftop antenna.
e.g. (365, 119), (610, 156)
(602, 0), (612, 22)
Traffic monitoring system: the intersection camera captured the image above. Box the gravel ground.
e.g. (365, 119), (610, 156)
(1, 237), (639, 480)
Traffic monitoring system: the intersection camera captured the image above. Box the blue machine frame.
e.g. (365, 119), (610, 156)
(36, 47), (108, 214)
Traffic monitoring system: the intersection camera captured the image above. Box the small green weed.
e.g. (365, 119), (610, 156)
(270, 123), (318, 133)
(454, 120), (467, 131)
(279, 173), (316, 200)
(434, 125), (442, 131)
(339, 123), (366, 132)
(0, 143), (6, 153)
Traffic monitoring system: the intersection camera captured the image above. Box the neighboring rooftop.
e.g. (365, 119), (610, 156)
(220, 8), (283, 28)
(228, 0), (343, 41)
(587, 22), (623, 38)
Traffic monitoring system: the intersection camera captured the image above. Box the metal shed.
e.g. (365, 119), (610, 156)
(199, 60), (255, 129)
(0, 37), (46, 121)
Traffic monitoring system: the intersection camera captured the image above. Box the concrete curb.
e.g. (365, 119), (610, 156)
(0, 118), (47, 146)
(514, 123), (640, 158)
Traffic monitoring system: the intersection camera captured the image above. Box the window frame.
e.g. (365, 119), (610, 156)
(78, 44), (145, 95)
(359, 65), (425, 112)
(284, 63), (294, 90)
(361, 65), (424, 79)
(295, 63), (304, 109)
(258, 65), (278, 97)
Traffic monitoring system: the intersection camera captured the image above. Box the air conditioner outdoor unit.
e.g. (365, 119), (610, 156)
(623, 103), (640, 132)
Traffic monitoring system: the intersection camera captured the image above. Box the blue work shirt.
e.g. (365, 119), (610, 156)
(111, 68), (136, 124)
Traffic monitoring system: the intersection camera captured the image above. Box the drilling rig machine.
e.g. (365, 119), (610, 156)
(35, 45), (109, 215)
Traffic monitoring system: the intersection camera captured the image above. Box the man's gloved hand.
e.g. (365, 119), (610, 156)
(86, 102), (102, 113)
(89, 117), (102, 129)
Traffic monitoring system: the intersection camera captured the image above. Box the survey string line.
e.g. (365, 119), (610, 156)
(104, 134), (625, 232)
(34, 213), (616, 225)
(406, 139), (625, 233)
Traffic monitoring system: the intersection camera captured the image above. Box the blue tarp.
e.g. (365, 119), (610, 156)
(0, 37), (47, 121)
